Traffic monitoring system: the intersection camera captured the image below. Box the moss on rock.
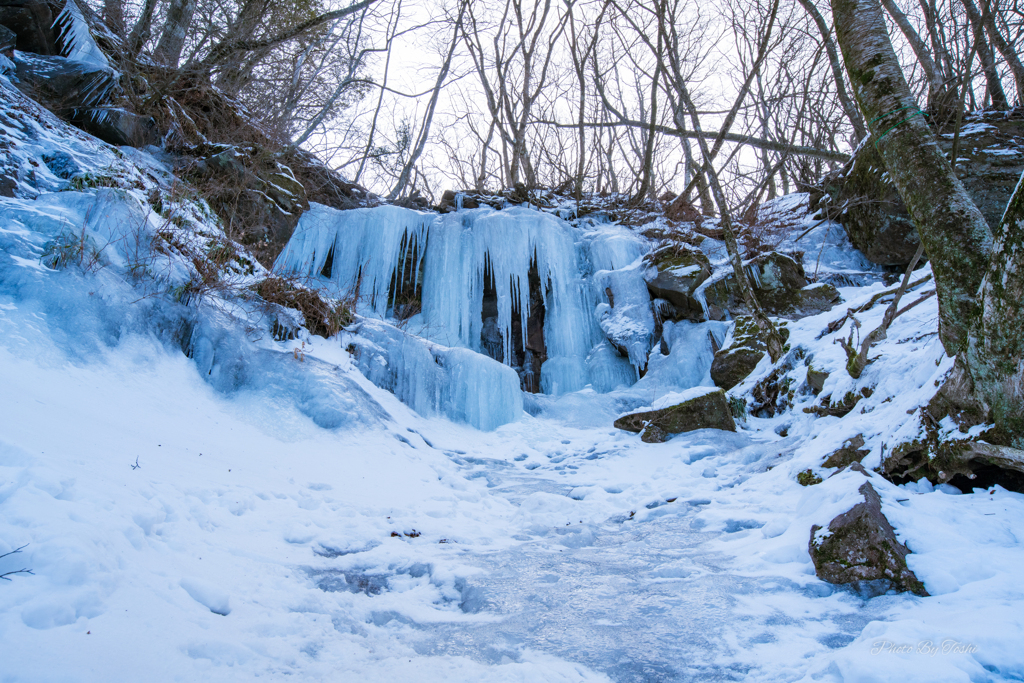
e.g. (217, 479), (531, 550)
(809, 482), (928, 595)
(614, 388), (736, 442)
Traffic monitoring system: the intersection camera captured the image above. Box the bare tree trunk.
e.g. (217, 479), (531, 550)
(676, 83), (786, 362)
(632, 5), (663, 204)
(356, 0), (402, 184)
(832, 0), (1024, 447)
(831, 0), (993, 354)
(102, 0), (126, 37)
(961, 0), (1009, 109)
(388, 2), (466, 198)
(879, 0), (948, 106)
(917, 0), (953, 82)
(796, 0), (867, 140)
(970, 168), (1024, 445)
(127, 0), (160, 57)
(153, 0), (197, 67)
(659, 7), (785, 362)
(978, 0), (1024, 103)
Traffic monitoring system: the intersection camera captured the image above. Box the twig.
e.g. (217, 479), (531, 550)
(0, 544), (34, 581)
(837, 242), (926, 378)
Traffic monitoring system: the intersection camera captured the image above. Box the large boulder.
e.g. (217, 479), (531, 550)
(701, 252), (824, 319)
(644, 246), (714, 320)
(648, 249), (836, 323)
(814, 113), (1024, 266)
(0, 0), (58, 55)
(614, 386), (736, 443)
(809, 481), (928, 596)
(710, 316), (790, 391)
(12, 52), (156, 146)
(1, 23), (16, 54)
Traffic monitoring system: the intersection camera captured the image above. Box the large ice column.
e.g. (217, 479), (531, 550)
(273, 203), (432, 316)
(418, 207), (601, 394)
(586, 227), (654, 372)
(344, 319), (523, 430)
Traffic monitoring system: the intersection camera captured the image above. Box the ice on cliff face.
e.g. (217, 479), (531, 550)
(274, 204), (658, 411)
(343, 319), (523, 431)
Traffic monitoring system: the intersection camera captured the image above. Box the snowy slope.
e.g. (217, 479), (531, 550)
(2, 76), (1024, 682)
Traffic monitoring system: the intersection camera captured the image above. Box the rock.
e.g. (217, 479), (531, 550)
(879, 409), (1024, 493)
(10, 52), (155, 146)
(814, 113), (1024, 266)
(749, 345), (803, 417)
(644, 246), (713, 320)
(797, 469), (822, 486)
(804, 390), (863, 418)
(799, 282), (841, 316)
(0, 23), (16, 54)
(701, 252), (810, 319)
(190, 145), (311, 268)
(85, 107), (158, 146)
(663, 195), (702, 223)
(805, 365), (829, 394)
(0, 0), (58, 56)
(639, 424), (668, 444)
(823, 434), (870, 468)
(437, 189), (481, 212)
(710, 316), (789, 391)
(614, 387), (736, 442)
(289, 151), (373, 212)
(809, 482), (928, 596)
(42, 151), (81, 179)
(393, 190), (431, 211)
(711, 345), (764, 392)
(14, 51), (115, 108)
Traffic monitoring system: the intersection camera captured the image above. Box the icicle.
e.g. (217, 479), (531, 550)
(54, 0), (112, 70)
(345, 321), (523, 430)
(274, 204), (432, 317)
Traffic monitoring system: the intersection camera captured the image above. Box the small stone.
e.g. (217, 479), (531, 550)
(797, 469), (822, 486)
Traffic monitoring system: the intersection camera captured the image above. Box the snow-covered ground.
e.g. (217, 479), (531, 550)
(2, 77), (1024, 683)
(3, 264), (1023, 682)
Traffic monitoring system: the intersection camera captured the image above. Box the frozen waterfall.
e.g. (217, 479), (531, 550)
(274, 203), (664, 427)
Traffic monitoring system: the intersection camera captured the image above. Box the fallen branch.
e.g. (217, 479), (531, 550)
(821, 272), (932, 337)
(837, 242), (926, 378)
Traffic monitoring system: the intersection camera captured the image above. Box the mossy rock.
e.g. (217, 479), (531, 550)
(817, 115), (1024, 266)
(823, 434), (870, 468)
(806, 365), (829, 395)
(710, 316), (790, 391)
(701, 252), (809, 319)
(797, 469), (822, 486)
(799, 282), (842, 316)
(644, 246), (712, 320)
(614, 388), (736, 442)
(809, 482), (928, 596)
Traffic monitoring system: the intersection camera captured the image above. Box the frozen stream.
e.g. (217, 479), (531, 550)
(306, 429), (894, 683)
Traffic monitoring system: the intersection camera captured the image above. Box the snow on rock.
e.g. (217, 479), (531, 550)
(2, 75), (1024, 681)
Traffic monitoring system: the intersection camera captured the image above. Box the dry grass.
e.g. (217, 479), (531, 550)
(253, 276), (354, 338)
